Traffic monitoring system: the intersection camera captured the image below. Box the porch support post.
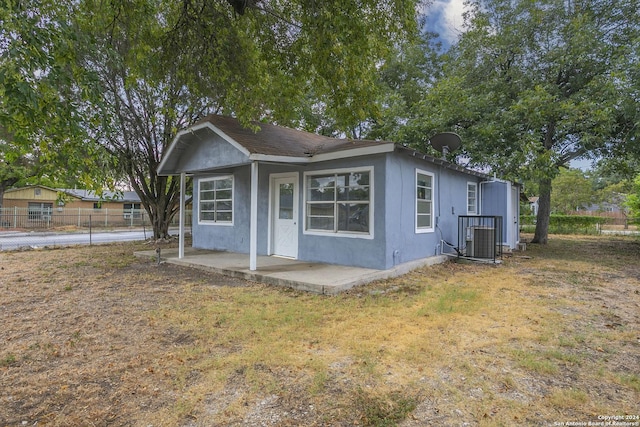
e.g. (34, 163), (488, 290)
(178, 172), (186, 259)
(250, 161), (259, 270)
(506, 181), (512, 248)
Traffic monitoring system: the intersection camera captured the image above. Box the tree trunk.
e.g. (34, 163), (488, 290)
(128, 170), (179, 241)
(532, 176), (552, 244)
(145, 185), (178, 240)
(146, 201), (173, 240)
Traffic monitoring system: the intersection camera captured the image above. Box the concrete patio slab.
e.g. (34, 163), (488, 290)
(134, 247), (450, 294)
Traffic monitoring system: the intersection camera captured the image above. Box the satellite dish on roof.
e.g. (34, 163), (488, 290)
(430, 132), (461, 158)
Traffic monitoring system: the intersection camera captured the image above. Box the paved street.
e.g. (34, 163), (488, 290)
(600, 229), (640, 236)
(0, 229), (177, 251)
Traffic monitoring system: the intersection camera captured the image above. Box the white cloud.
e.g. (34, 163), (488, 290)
(423, 0), (467, 47)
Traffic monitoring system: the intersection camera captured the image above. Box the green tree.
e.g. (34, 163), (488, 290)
(3, 0), (422, 238)
(0, 0), (119, 201)
(79, 0), (421, 239)
(404, 0), (640, 243)
(588, 161), (633, 214)
(550, 168), (594, 214)
(624, 175), (640, 222)
(0, 126), (34, 207)
(365, 29), (444, 143)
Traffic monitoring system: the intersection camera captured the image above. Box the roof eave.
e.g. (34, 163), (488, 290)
(158, 121), (252, 176)
(247, 142), (395, 164)
(395, 145), (492, 180)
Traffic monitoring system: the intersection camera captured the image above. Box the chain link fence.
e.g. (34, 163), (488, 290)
(520, 213), (639, 235)
(0, 207), (192, 251)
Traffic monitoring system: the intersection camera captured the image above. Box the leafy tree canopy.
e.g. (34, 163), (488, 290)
(625, 174), (640, 221)
(364, 29), (444, 143)
(2, 0), (424, 237)
(550, 168), (593, 214)
(161, 0), (423, 130)
(393, 0), (640, 243)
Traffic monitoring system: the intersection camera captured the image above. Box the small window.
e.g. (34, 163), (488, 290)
(93, 202), (102, 210)
(199, 176), (233, 224)
(467, 182), (478, 215)
(278, 183), (294, 219)
(304, 168), (372, 236)
(34, 188), (41, 196)
(123, 203), (142, 219)
(416, 169), (434, 233)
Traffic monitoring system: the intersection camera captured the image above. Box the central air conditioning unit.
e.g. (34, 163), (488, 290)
(458, 216), (503, 261)
(465, 226), (496, 258)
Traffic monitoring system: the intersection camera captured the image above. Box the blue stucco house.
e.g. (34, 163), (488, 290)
(158, 115), (520, 271)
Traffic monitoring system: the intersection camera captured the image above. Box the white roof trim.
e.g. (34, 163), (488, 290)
(175, 162), (252, 174)
(201, 122), (251, 156)
(310, 143), (395, 162)
(158, 121), (251, 175)
(248, 143), (395, 164)
(249, 154), (310, 163)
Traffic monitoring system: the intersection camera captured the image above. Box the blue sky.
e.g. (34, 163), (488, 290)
(421, 0), (466, 50)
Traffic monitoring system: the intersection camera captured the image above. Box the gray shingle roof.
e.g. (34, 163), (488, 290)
(159, 115), (492, 180)
(199, 115), (388, 157)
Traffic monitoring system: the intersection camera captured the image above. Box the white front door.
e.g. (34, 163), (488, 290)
(272, 175), (298, 258)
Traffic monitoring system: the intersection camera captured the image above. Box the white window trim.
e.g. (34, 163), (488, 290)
(303, 166), (374, 239)
(198, 175), (234, 226)
(415, 168), (435, 234)
(467, 182), (478, 215)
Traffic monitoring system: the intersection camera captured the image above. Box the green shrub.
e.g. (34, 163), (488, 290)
(520, 215), (609, 235)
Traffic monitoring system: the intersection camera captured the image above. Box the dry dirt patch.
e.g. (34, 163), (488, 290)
(1, 236), (639, 426)
(1, 242), (246, 426)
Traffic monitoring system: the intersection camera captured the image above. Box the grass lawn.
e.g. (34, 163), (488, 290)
(1, 235), (639, 426)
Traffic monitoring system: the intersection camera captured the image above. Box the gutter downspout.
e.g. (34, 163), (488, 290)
(506, 180), (513, 248)
(478, 180), (490, 215)
(178, 172), (186, 259)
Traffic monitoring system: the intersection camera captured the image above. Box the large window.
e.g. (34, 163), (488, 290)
(199, 176), (233, 224)
(305, 168), (371, 236)
(467, 182), (478, 215)
(28, 202), (52, 220)
(416, 169), (434, 232)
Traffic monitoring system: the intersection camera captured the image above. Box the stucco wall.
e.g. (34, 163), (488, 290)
(190, 152), (492, 270)
(191, 156), (389, 269)
(296, 155), (387, 269)
(192, 165), (252, 253)
(177, 131), (249, 172)
(383, 153), (482, 267)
